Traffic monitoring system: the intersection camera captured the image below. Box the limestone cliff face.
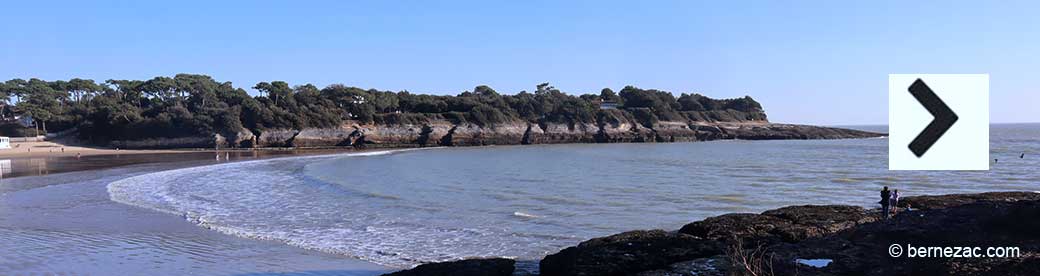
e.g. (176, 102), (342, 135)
(444, 122), (529, 146)
(597, 121), (654, 143)
(256, 129), (298, 148)
(351, 123), (425, 148)
(290, 127), (354, 147)
(529, 122), (599, 145)
(107, 120), (881, 149)
(240, 119), (881, 149)
(652, 121), (699, 142)
(106, 109), (882, 149)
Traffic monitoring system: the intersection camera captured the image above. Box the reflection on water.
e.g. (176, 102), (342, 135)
(0, 159), (10, 175)
(4, 158), (48, 177)
(0, 149), (357, 179)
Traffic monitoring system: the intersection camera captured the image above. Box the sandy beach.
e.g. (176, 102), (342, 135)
(0, 147), (392, 276)
(0, 141), (185, 158)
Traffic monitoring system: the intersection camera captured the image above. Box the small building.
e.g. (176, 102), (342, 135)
(0, 137), (10, 149)
(599, 101), (619, 110)
(15, 115), (34, 128)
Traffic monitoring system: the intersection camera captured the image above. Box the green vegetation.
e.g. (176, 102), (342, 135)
(0, 74), (764, 144)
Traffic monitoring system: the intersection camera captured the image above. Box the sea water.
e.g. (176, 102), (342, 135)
(107, 124), (1040, 268)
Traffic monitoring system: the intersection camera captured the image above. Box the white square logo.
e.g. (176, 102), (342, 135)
(889, 74), (989, 170)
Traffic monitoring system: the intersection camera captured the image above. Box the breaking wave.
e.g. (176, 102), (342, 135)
(105, 148), (515, 268)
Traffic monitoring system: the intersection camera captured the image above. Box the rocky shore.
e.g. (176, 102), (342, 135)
(385, 192), (1040, 276)
(109, 118), (883, 149)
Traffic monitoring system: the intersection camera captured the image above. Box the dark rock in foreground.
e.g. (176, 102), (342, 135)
(769, 192), (1040, 276)
(539, 192), (1039, 276)
(899, 191), (1040, 210)
(678, 205), (877, 244)
(539, 230), (720, 276)
(382, 257), (515, 276)
(634, 256), (729, 276)
(538, 205), (876, 275)
(384, 192), (1038, 276)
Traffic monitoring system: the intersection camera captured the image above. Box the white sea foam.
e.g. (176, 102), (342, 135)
(106, 148), (485, 268)
(512, 211), (540, 218)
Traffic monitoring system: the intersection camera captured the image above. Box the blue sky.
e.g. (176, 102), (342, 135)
(2, 1), (1037, 125)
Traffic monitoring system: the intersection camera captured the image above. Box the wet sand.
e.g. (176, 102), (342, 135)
(0, 151), (392, 276)
(0, 141), (185, 158)
(0, 141), (376, 178)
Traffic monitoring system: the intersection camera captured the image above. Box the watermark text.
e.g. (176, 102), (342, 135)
(889, 244), (1020, 258)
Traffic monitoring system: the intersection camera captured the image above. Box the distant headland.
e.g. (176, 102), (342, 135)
(0, 74), (882, 149)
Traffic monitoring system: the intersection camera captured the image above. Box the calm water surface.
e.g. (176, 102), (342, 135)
(107, 124), (1040, 268)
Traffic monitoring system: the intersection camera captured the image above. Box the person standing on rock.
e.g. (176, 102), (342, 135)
(880, 186), (892, 219)
(891, 189), (900, 215)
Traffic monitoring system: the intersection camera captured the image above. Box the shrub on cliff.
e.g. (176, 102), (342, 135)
(619, 86), (685, 122)
(467, 105), (510, 126)
(629, 108), (659, 128)
(545, 97), (596, 125)
(678, 93), (707, 111)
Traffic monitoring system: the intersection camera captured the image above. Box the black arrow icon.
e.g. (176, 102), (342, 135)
(907, 78), (958, 157)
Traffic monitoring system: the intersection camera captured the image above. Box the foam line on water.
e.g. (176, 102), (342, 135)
(106, 148), (443, 267)
(107, 149), (409, 213)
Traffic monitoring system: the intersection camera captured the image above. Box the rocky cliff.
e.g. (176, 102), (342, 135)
(110, 118), (881, 149)
(101, 101), (886, 148)
(268, 120), (880, 149)
(103, 100), (882, 149)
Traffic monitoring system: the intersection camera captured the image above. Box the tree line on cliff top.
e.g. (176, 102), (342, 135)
(0, 74), (763, 144)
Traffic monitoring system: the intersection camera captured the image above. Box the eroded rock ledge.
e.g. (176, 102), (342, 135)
(387, 192), (1040, 276)
(279, 120), (882, 149)
(383, 258), (515, 276)
(111, 118), (884, 149)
